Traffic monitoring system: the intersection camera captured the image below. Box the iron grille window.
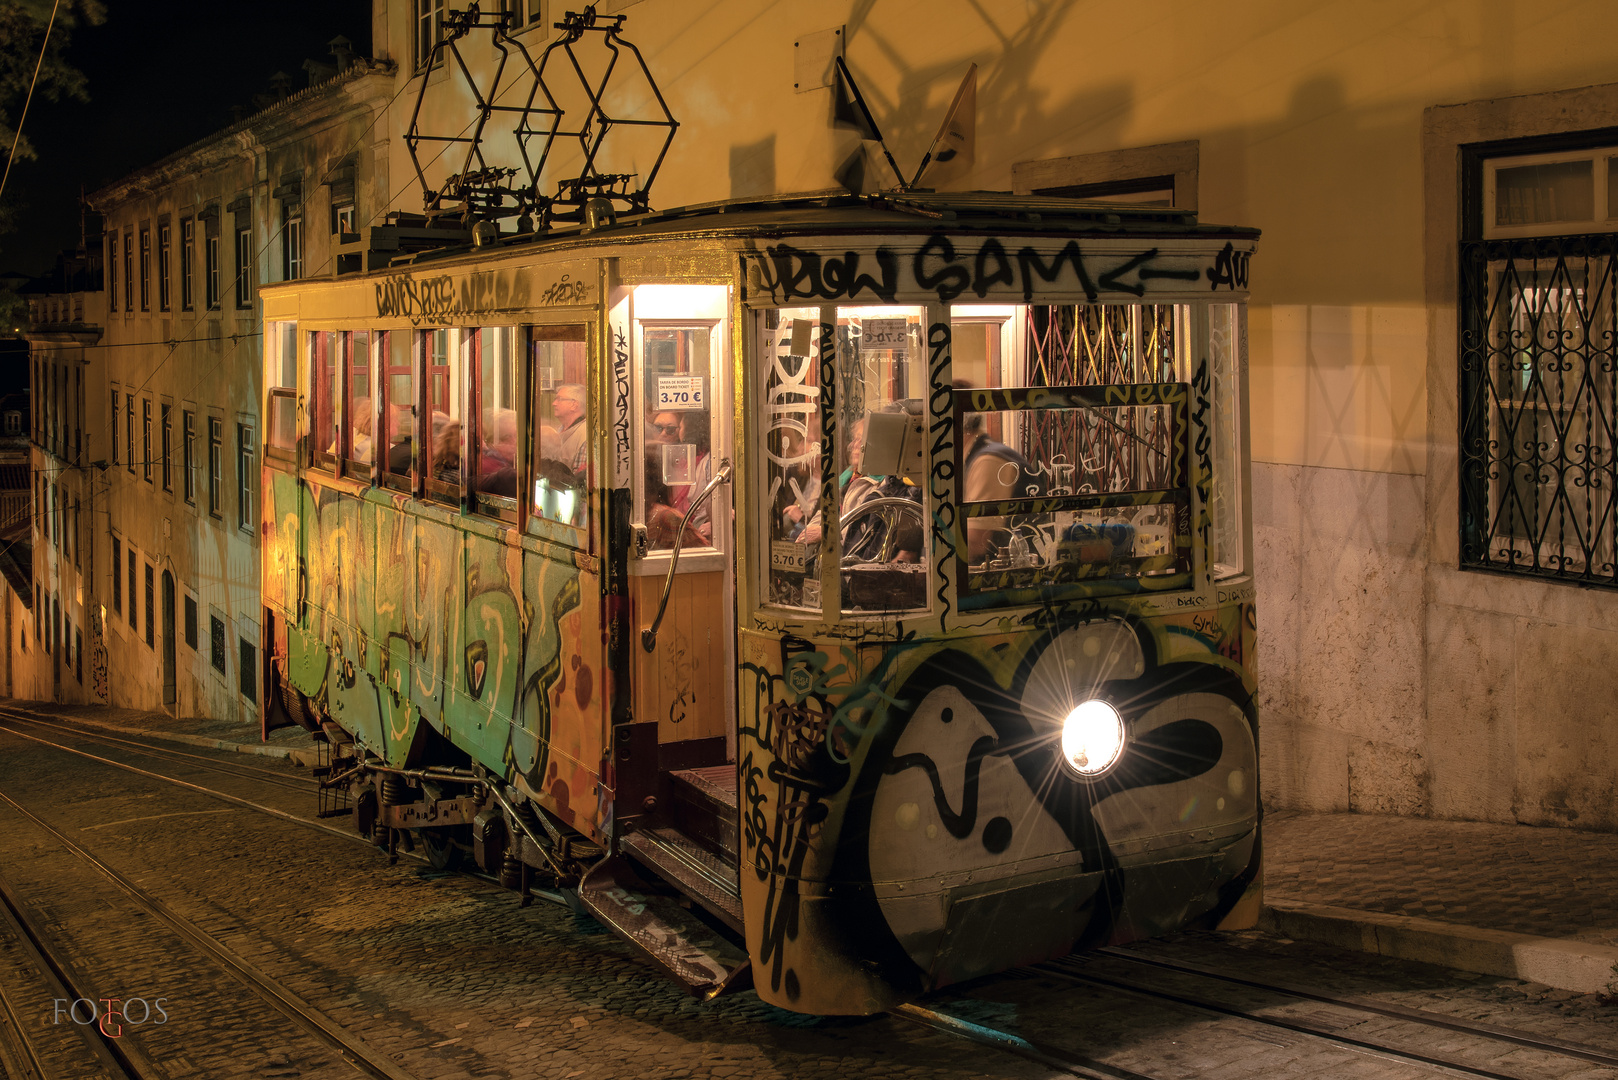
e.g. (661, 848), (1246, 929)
(210, 613), (226, 675)
(184, 594), (197, 649)
(239, 638), (256, 701)
(1461, 141), (1618, 587)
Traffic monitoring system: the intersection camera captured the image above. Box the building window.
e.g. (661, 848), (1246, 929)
(1460, 138), (1618, 587)
(333, 202), (356, 236)
(71, 497), (79, 568)
(158, 222), (172, 311)
(239, 637), (256, 701)
(416, 0), (445, 70)
(110, 389), (119, 465)
(127, 548), (137, 630)
(210, 613), (226, 675)
(502, 0), (539, 30)
(108, 231), (118, 311)
(205, 226), (220, 310)
(139, 227), (151, 311)
(122, 228), (133, 311)
(183, 409), (196, 504)
(180, 218), (195, 310)
(184, 594), (197, 649)
(141, 398), (152, 483)
(208, 416), (222, 517)
(144, 564), (154, 648)
(237, 423), (255, 532)
(161, 404), (172, 491)
(125, 393), (135, 473)
(282, 204), (302, 281)
(235, 226), (252, 308)
(75, 626), (82, 682)
(111, 536), (122, 612)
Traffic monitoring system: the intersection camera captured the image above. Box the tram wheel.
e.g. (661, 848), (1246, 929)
(353, 789), (378, 839)
(423, 829), (460, 872)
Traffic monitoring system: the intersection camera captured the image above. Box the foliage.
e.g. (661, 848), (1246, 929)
(0, 0), (104, 165)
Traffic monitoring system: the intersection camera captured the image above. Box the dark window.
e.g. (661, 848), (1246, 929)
(205, 224), (220, 310)
(183, 410), (196, 503)
(141, 399), (152, 483)
(139, 228), (151, 311)
(1460, 137), (1618, 587)
(43, 592), (50, 654)
(74, 627), (82, 682)
(416, 0), (445, 70)
(125, 392), (134, 473)
(158, 222), (171, 311)
(184, 594), (197, 649)
(144, 564), (154, 648)
(71, 498), (79, 568)
(108, 232), (118, 311)
(110, 390), (120, 465)
(239, 637), (256, 701)
(208, 416), (222, 517)
(210, 614), (226, 674)
(235, 226), (252, 308)
(161, 404), (172, 491)
(237, 424), (255, 532)
(180, 218), (195, 310)
(127, 549), (137, 629)
(111, 536), (122, 612)
(122, 228), (132, 311)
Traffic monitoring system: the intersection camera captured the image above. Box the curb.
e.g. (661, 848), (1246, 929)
(1262, 899), (1618, 996)
(7, 708), (321, 768)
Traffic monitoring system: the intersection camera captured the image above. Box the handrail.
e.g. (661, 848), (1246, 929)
(642, 458), (732, 652)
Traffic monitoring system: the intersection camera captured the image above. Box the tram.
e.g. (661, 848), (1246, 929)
(259, 189), (1260, 1016)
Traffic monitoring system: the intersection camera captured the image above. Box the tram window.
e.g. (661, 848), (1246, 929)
(760, 306), (823, 612)
(530, 324), (589, 530)
(641, 326), (716, 549)
(1205, 304), (1246, 579)
(345, 330), (373, 477)
(424, 328), (461, 502)
(267, 322), (298, 455)
(309, 331), (338, 470)
(379, 330), (415, 489)
(951, 302), (1196, 602)
(470, 325), (519, 519)
(832, 306), (928, 615)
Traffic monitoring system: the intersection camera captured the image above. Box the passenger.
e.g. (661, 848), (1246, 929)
(480, 407), (519, 477)
(643, 451), (706, 550)
(956, 378), (1040, 562)
(386, 412), (414, 476)
(794, 412), (922, 564)
(349, 396), (373, 462)
(647, 409), (681, 446)
(430, 412), (462, 482)
(551, 384), (588, 473)
(669, 410), (714, 545)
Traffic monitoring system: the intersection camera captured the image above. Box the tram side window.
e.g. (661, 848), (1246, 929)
(470, 325), (519, 518)
(266, 322), (297, 455)
(760, 306), (823, 612)
(308, 331), (338, 470)
(530, 324), (589, 530)
(833, 306), (928, 615)
(951, 302), (1195, 602)
(345, 331), (373, 477)
(379, 330), (415, 488)
(641, 325), (716, 549)
(1205, 304), (1246, 580)
(424, 328), (461, 502)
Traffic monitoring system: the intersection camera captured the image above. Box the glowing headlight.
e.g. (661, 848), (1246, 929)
(1060, 699), (1125, 777)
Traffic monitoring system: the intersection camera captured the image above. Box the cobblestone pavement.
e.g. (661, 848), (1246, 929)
(1266, 810), (1618, 947)
(1, 709), (1615, 1079)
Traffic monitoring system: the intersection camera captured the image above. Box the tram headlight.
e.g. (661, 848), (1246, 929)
(1060, 699), (1126, 777)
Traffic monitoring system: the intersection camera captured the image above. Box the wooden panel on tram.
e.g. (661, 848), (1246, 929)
(634, 569), (728, 746)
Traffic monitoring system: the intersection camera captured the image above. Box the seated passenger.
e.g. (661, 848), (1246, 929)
(430, 412), (462, 483)
(643, 450), (707, 550)
(386, 412), (414, 476)
(795, 413), (922, 564)
(551, 384), (588, 473)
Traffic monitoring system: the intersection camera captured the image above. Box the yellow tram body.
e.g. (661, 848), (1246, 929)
(260, 193), (1260, 1015)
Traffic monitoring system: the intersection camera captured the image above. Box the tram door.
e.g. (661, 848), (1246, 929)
(628, 285), (736, 771)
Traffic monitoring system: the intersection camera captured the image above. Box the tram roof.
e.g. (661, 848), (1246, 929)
(388, 189), (1260, 270)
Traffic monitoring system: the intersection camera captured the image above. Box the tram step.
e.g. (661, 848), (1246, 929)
(666, 766), (738, 862)
(577, 855), (752, 999)
(621, 825), (743, 933)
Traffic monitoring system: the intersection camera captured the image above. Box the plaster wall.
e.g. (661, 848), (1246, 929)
(362, 0), (1618, 827)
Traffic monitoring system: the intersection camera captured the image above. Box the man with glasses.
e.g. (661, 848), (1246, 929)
(552, 384), (588, 473)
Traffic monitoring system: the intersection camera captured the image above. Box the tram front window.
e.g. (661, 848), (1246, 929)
(760, 306), (823, 611)
(642, 325), (717, 550)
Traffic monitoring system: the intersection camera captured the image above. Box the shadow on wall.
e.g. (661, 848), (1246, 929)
(730, 134), (776, 199)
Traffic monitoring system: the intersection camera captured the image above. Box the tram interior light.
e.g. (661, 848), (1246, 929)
(1060, 699), (1125, 777)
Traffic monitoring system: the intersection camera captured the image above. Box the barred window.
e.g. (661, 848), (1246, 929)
(1460, 138), (1618, 586)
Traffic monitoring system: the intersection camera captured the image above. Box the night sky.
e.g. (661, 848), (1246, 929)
(2, 1), (372, 278)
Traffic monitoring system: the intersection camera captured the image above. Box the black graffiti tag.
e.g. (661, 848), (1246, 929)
(1207, 242), (1250, 291)
(1191, 356), (1213, 551)
(926, 322), (956, 629)
(612, 325), (632, 475)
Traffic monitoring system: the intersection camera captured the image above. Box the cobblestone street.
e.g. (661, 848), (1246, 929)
(1, 711), (1615, 1080)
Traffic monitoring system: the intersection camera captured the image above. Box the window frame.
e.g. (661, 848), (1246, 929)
(141, 398), (153, 484)
(415, 0), (446, 71)
(160, 402), (173, 492)
(182, 408), (197, 504)
(207, 415), (223, 518)
(157, 221), (172, 311)
(237, 422), (255, 533)
(138, 226), (151, 311)
(180, 217), (195, 310)
(282, 202), (303, 281)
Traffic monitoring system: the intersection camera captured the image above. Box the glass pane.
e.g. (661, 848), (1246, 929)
(309, 331), (337, 466)
(268, 391), (297, 451)
(1495, 159), (1594, 227)
(424, 328), (460, 494)
(835, 306), (927, 614)
(346, 331), (372, 470)
(642, 326), (715, 549)
(381, 330), (415, 479)
(760, 307), (822, 611)
(473, 326), (519, 499)
(531, 325), (589, 528)
(1207, 305), (1244, 579)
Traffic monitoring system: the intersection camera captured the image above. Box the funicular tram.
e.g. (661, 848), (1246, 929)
(259, 7), (1261, 1018)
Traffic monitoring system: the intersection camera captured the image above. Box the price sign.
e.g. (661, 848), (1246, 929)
(770, 541), (807, 572)
(657, 376), (705, 410)
(861, 319), (909, 348)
